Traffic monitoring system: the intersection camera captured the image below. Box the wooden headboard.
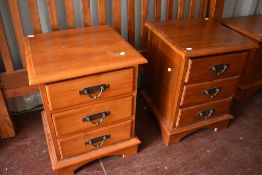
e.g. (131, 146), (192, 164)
(0, 0), (225, 138)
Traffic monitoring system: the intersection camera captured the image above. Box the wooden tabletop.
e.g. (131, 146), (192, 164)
(223, 15), (262, 42)
(26, 25), (147, 85)
(145, 19), (258, 58)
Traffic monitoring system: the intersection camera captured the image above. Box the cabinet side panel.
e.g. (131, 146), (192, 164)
(144, 31), (187, 129)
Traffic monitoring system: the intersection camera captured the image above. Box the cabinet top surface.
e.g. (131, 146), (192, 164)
(145, 19), (258, 57)
(26, 25), (147, 85)
(223, 15), (262, 42)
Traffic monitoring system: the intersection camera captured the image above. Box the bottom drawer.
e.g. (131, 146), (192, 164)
(177, 98), (232, 127)
(58, 120), (132, 159)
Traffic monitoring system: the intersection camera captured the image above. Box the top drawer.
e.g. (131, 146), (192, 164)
(185, 52), (247, 83)
(46, 68), (134, 111)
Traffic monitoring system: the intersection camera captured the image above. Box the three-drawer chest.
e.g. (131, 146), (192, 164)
(142, 19), (258, 145)
(223, 15), (262, 100)
(25, 26), (147, 174)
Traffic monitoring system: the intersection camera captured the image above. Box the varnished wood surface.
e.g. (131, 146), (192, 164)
(0, 17), (14, 73)
(26, 25), (147, 85)
(0, 88), (15, 139)
(42, 111), (140, 171)
(46, 68), (134, 112)
(185, 52), (247, 83)
(223, 15), (262, 100)
(144, 30), (188, 129)
(58, 120), (132, 159)
(53, 96), (133, 137)
(0, 70), (38, 99)
(144, 19), (253, 145)
(223, 15), (262, 42)
(181, 76), (239, 107)
(145, 19), (258, 58)
(177, 98), (232, 127)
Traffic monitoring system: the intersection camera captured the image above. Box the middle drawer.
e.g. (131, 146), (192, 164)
(180, 76), (239, 107)
(53, 96), (133, 137)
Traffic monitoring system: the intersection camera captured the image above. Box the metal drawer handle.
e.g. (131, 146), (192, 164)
(209, 64), (230, 75)
(79, 84), (110, 99)
(196, 109), (215, 119)
(85, 135), (111, 148)
(82, 111), (110, 125)
(202, 87), (221, 99)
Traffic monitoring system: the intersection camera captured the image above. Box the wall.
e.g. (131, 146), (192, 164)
(0, 0), (261, 112)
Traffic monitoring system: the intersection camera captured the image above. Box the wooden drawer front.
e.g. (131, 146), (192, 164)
(53, 96), (133, 137)
(181, 77), (239, 107)
(177, 98), (232, 127)
(58, 120), (132, 159)
(185, 52), (247, 83)
(46, 68), (134, 111)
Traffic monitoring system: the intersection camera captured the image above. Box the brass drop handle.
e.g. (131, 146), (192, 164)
(196, 109), (215, 119)
(79, 84), (110, 99)
(202, 87), (221, 99)
(85, 135), (111, 148)
(82, 111), (110, 125)
(209, 64), (230, 75)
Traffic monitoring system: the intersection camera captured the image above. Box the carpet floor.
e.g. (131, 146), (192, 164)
(1, 92), (262, 175)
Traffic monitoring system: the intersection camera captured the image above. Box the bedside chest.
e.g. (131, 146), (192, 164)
(223, 15), (262, 100)
(25, 26), (147, 174)
(142, 19), (258, 145)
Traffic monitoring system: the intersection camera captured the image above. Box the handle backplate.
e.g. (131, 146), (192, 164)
(209, 64), (230, 75)
(202, 87), (221, 99)
(85, 135), (111, 148)
(82, 111), (110, 125)
(196, 109), (215, 119)
(79, 84), (109, 99)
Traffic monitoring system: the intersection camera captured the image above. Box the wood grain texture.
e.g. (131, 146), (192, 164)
(144, 30), (188, 129)
(46, 68), (134, 112)
(39, 85), (62, 160)
(0, 17), (14, 73)
(166, 0), (174, 20)
(0, 70), (38, 99)
(145, 20), (258, 58)
(154, 0), (161, 20)
(47, 0), (59, 31)
(185, 52), (248, 83)
(28, 0), (42, 33)
(177, 98), (232, 127)
(223, 15), (262, 99)
(8, 0), (27, 68)
(181, 76), (239, 107)
(26, 26), (147, 85)
(53, 96), (133, 137)
(208, 0), (225, 22)
(82, 0), (91, 26)
(64, 0), (75, 28)
(58, 120), (132, 159)
(177, 0), (185, 19)
(128, 0), (135, 46)
(200, 0), (208, 18)
(98, 0), (106, 25)
(144, 19), (254, 145)
(112, 0), (121, 33)
(43, 111), (140, 171)
(189, 0), (196, 18)
(0, 88), (15, 139)
(223, 15), (262, 42)
(141, 0), (149, 49)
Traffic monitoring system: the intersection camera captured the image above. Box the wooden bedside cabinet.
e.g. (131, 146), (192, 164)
(142, 19), (258, 145)
(223, 15), (262, 100)
(25, 25), (147, 175)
